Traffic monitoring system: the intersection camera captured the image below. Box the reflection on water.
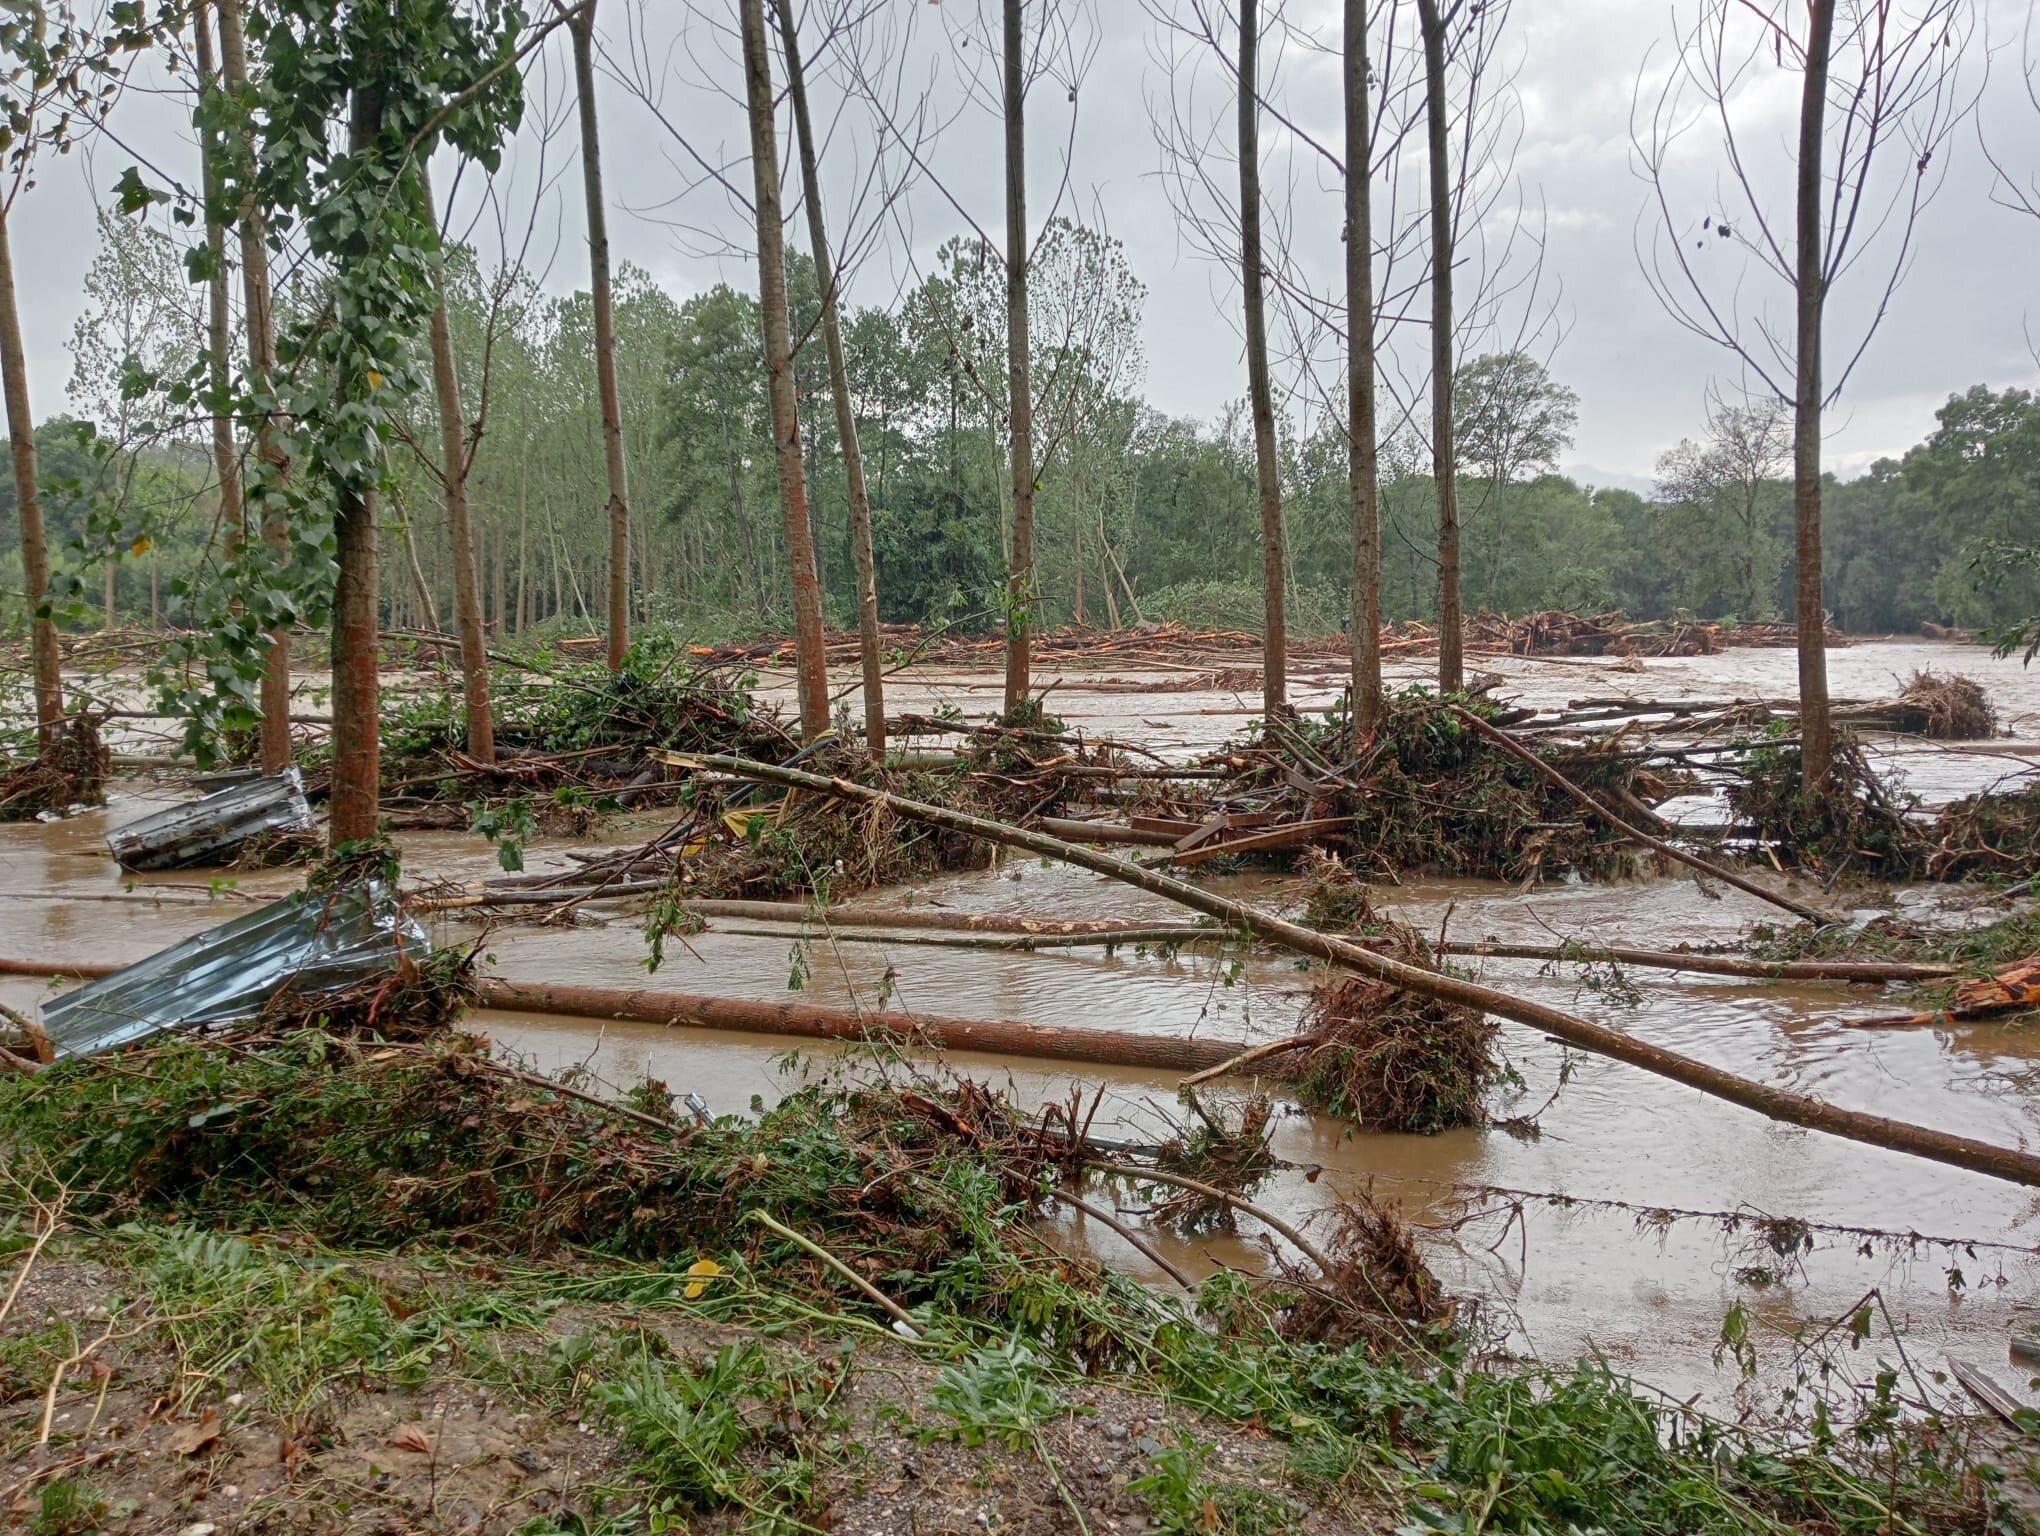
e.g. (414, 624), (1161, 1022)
(7, 639), (2040, 1408)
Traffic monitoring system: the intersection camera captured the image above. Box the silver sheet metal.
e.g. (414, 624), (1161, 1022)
(38, 881), (430, 1059)
(106, 767), (314, 871)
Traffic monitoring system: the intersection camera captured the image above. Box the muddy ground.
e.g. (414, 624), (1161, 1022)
(3, 1239), (1385, 1536)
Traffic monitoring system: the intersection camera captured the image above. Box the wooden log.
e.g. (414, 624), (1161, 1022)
(670, 752), (2040, 1190)
(0, 957), (1256, 1076)
(1435, 941), (1957, 983)
(1039, 816), (1182, 847)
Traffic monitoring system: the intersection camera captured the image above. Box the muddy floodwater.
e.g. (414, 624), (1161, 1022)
(7, 637), (2040, 1413)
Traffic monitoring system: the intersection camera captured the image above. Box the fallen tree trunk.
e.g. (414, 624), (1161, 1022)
(0, 957), (1252, 1076)
(669, 752), (2040, 1190)
(1449, 706), (1831, 926)
(1435, 940), (1956, 983)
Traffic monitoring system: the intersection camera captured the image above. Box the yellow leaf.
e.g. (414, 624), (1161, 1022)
(683, 1258), (724, 1299)
(366, 369), (385, 389)
(128, 535), (151, 557)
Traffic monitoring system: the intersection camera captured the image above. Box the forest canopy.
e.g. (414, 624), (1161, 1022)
(5, 208), (2031, 643)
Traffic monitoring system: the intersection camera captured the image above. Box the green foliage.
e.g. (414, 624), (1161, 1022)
(1129, 1433), (1295, 1536)
(924, 1340), (1064, 1448)
(596, 1341), (838, 1534)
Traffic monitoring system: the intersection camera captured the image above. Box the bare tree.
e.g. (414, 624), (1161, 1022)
(778, 0), (885, 753)
(1653, 392), (1792, 620)
(1236, 0), (1288, 721)
(0, 6), (133, 747)
(1414, 0), (1463, 693)
(563, 0), (634, 673)
(218, 0), (295, 773)
(741, 0), (830, 740)
(998, 0), (1038, 718)
(193, 1), (245, 615)
(1347, 0), (1383, 733)
(419, 166), (495, 763)
(1637, 0), (1970, 791)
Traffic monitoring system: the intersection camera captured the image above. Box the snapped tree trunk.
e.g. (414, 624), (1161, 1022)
(1793, 0), (1836, 791)
(328, 89), (384, 849)
(777, 0), (885, 754)
(218, 0), (293, 773)
(565, 0), (633, 673)
(740, 0), (829, 741)
(0, 206), (62, 748)
(1344, 0), (1383, 737)
(1239, 0), (1287, 723)
(420, 166), (495, 763)
(1417, 0), (1462, 695)
(1000, 0), (1036, 719)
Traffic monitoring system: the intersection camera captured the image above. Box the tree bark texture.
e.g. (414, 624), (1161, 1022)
(1417, 0), (1462, 695)
(420, 167), (495, 763)
(217, 0), (293, 772)
(328, 90), (383, 848)
(740, 0), (830, 741)
(0, 208), (63, 748)
(1239, 0), (1287, 722)
(1001, 0), (1037, 718)
(1344, 0), (1383, 736)
(569, 0), (632, 674)
(778, 0), (885, 754)
(1793, 0), (1836, 790)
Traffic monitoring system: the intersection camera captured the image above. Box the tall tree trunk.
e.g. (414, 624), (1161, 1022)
(1417, 0), (1462, 695)
(396, 491), (441, 634)
(741, 0), (829, 740)
(1239, 0), (1287, 723)
(420, 167), (495, 762)
(1793, 0), (1835, 792)
(1345, 0), (1383, 737)
(0, 208), (62, 748)
(515, 457), (529, 635)
(1000, 0), (1036, 719)
(195, 1), (245, 591)
(567, 0), (632, 674)
(777, 0), (884, 754)
(218, 0), (293, 772)
(328, 89), (384, 849)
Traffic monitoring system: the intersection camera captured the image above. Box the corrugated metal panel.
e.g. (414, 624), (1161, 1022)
(106, 768), (314, 871)
(38, 881), (429, 1059)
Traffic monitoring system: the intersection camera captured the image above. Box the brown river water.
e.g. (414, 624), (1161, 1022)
(7, 637), (2040, 1414)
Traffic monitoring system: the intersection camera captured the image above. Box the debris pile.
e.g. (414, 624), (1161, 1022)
(0, 714), (107, 821)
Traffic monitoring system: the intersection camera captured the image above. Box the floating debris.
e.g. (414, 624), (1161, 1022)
(36, 881), (429, 1059)
(107, 767), (314, 871)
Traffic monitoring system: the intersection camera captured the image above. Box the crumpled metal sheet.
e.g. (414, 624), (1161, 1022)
(106, 767), (314, 871)
(38, 881), (430, 1059)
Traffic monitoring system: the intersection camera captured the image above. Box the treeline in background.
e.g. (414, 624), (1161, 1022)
(4, 209), (2035, 646)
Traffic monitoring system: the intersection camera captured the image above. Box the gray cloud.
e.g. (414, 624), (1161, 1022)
(11, 0), (2037, 485)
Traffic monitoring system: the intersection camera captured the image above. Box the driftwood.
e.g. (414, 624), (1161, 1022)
(1434, 941), (1956, 984)
(0, 958), (1258, 1076)
(671, 752), (2040, 1191)
(1448, 706), (1831, 926)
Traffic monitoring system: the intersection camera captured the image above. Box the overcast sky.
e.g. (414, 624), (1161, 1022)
(11, 0), (2039, 493)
